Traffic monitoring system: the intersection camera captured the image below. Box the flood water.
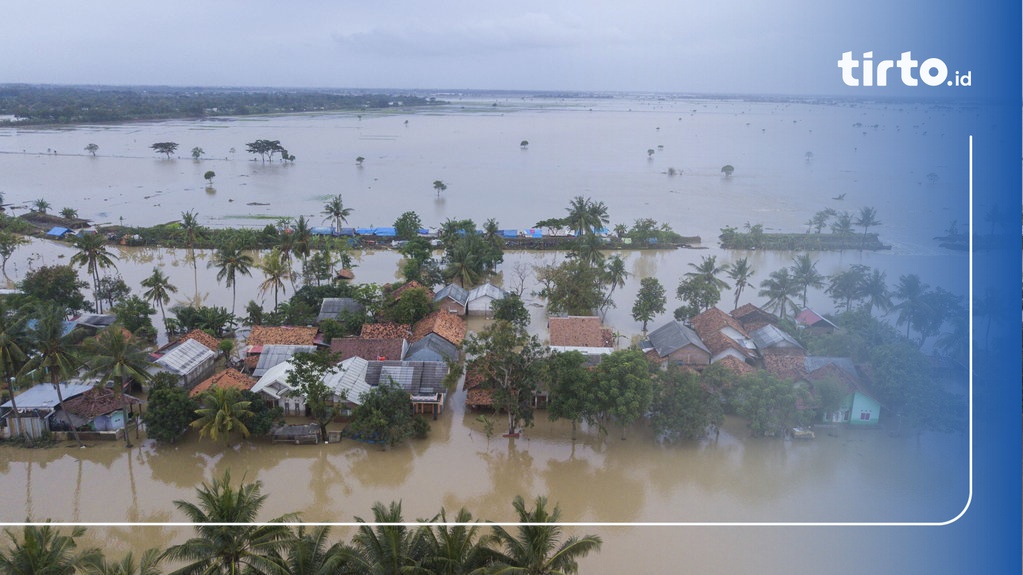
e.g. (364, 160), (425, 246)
(0, 96), (972, 573)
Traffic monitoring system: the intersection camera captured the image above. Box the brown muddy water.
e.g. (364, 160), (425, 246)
(0, 98), (972, 572)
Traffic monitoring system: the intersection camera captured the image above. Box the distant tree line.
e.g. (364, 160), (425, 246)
(0, 85), (442, 125)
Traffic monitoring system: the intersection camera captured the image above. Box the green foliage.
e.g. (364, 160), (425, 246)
(543, 351), (591, 439)
(150, 142), (178, 158)
(386, 287), (434, 325)
(491, 293), (530, 331)
(19, 265), (92, 314)
(394, 211), (424, 241)
(674, 275), (720, 320)
(112, 294), (156, 338)
(144, 376), (198, 443)
(285, 351), (341, 438)
(0, 230), (27, 275)
(95, 275), (131, 311)
(488, 496), (602, 575)
(346, 380), (428, 448)
(632, 276), (667, 331)
(535, 258), (605, 316)
(170, 305), (235, 338)
(731, 371), (809, 437)
(240, 390), (284, 437)
(191, 387), (253, 442)
(0, 523), (103, 575)
(650, 365), (724, 442)
(587, 349), (653, 438)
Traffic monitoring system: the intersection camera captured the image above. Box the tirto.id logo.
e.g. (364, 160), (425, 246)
(838, 51), (971, 87)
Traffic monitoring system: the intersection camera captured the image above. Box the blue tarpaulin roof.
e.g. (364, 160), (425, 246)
(417, 228), (429, 235)
(46, 227), (70, 237)
(310, 227), (334, 235)
(528, 228), (543, 238)
(374, 227), (396, 237)
(355, 228), (374, 235)
(499, 229), (518, 238)
(338, 227), (355, 236)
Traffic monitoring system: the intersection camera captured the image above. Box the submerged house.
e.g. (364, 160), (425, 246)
(251, 356), (373, 417)
(434, 284), (470, 315)
(149, 338), (218, 389)
(642, 320), (712, 368)
(61, 387), (143, 435)
(330, 337), (407, 362)
(547, 316), (615, 363)
(317, 298), (365, 323)
(804, 357), (881, 426)
(189, 368), (257, 399)
(466, 283), (508, 317)
(795, 308), (839, 335)
(688, 307), (757, 366)
(730, 303), (779, 332)
(0, 382), (94, 439)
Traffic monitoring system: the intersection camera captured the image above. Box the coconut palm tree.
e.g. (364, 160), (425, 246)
(273, 525), (348, 575)
(443, 240), (484, 288)
(854, 206), (881, 247)
(32, 199), (50, 214)
(422, 507), (500, 575)
(21, 302), (85, 447)
(345, 500), (433, 575)
(892, 274), (930, 340)
(0, 301), (28, 440)
(685, 255), (730, 291)
(80, 326), (152, 446)
(825, 264), (868, 311)
(87, 548), (163, 575)
(163, 471), (297, 575)
(69, 233), (119, 313)
(141, 268), (177, 328)
(292, 216), (313, 284)
(788, 253), (825, 308)
(0, 524), (102, 575)
(190, 386), (253, 443)
(830, 211), (855, 235)
(600, 255), (628, 313)
(861, 268), (892, 315)
(488, 495), (602, 575)
(209, 244), (254, 316)
(179, 210), (202, 299)
(564, 196), (609, 236)
(322, 194), (353, 233)
(725, 257), (755, 310)
(258, 248), (290, 311)
(757, 268), (801, 320)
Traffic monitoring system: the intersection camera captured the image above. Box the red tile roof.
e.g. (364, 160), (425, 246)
(715, 355), (755, 376)
(763, 354), (808, 381)
(247, 326), (318, 347)
(548, 316), (614, 348)
(62, 387), (142, 418)
(689, 307), (754, 358)
(330, 337), (405, 361)
(412, 311), (466, 346)
(389, 280), (435, 302)
(730, 304), (778, 331)
(360, 322), (412, 339)
(189, 368), (256, 398)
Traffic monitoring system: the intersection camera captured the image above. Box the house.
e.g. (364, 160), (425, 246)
(795, 308), (838, 335)
(330, 337), (407, 362)
(466, 283), (508, 317)
(154, 329), (221, 357)
(317, 298), (364, 323)
(804, 357), (881, 426)
(715, 355), (756, 377)
(60, 387), (143, 436)
(335, 268), (355, 281)
(388, 280), (435, 302)
(547, 316), (615, 362)
(404, 333), (460, 363)
(366, 360), (448, 416)
(246, 325), (319, 348)
(412, 311), (466, 346)
(688, 307), (757, 365)
(73, 314), (118, 334)
(0, 382), (93, 439)
(730, 303), (779, 332)
(642, 320), (712, 367)
(189, 368), (256, 398)
(434, 284), (470, 315)
(251, 344), (317, 377)
(463, 366), (493, 409)
(251, 356), (373, 416)
(150, 338), (217, 389)
(749, 324), (805, 356)
(360, 322), (412, 340)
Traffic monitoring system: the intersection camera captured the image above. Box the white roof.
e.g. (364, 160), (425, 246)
(251, 362), (297, 400)
(154, 339), (216, 375)
(1, 382), (94, 411)
(467, 283), (507, 302)
(251, 356), (373, 405)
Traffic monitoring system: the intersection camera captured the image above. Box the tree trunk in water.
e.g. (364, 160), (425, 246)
(54, 382), (84, 447)
(6, 378), (27, 443)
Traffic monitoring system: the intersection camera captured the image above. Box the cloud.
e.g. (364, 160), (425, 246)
(333, 12), (626, 58)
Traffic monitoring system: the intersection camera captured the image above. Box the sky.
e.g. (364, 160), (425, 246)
(0, 0), (985, 96)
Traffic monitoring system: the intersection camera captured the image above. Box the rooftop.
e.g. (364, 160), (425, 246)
(548, 316), (613, 348)
(317, 298), (364, 323)
(1, 382), (94, 411)
(330, 337), (406, 362)
(189, 368), (256, 398)
(247, 325), (318, 347)
(689, 307), (755, 358)
(412, 311), (467, 346)
(360, 322), (412, 340)
(252, 345), (317, 377)
(153, 338), (216, 375)
(62, 387), (143, 418)
(646, 320), (711, 357)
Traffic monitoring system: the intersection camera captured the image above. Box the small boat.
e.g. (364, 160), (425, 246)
(791, 427), (815, 440)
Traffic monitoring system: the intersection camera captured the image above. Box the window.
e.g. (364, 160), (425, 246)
(860, 411), (871, 421)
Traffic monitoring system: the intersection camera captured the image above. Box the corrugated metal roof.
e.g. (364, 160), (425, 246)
(317, 298), (364, 322)
(434, 284), (469, 305)
(323, 357), (373, 404)
(804, 356), (858, 380)
(750, 324), (803, 351)
(467, 283), (507, 302)
(154, 339), (216, 375)
(365, 360), (448, 395)
(647, 321), (711, 357)
(252, 345), (316, 377)
(404, 333), (459, 363)
(1, 382), (94, 411)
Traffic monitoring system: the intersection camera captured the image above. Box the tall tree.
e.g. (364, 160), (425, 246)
(587, 349), (653, 439)
(631, 277), (666, 332)
(21, 303), (84, 447)
(861, 268), (892, 315)
(80, 326), (152, 446)
(725, 257), (755, 310)
(190, 387), (254, 443)
(140, 267), (178, 328)
(258, 248), (291, 311)
(393, 211), (423, 242)
(0, 301), (28, 440)
(0, 524), (102, 575)
(321, 194), (353, 233)
(854, 206), (881, 247)
(892, 274), (930, 340)
(209, 243), (254, 316)
(163, 471), (297, 575)
(825, 264), (868, 311)
(0, 230), (28, 277)
(150, 142), (178, 159)
(600, 255), (628, 313)
(286, 351), (341, 440)
(433, 180), (447, 197)
(179, 210), (202, 300)
(69, 232), (119, 313)
(274, 526), (347, 575)
(650, 365), (723, 442)
(685, 255), (730, 291)
(564, 196), (609, 236)
(488, 495), (602, 575)
(543, 350), (591, 441)
(757, 268), (801, 319)
(86, 548), (163, 575)
(346, 501), (433, 575)
(788, 253), (825, 308)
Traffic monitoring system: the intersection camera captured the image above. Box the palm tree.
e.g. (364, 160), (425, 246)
(322, 194), (353, 233)
(292, 216), (313, 284)
(854, 206), (881, 247)
(21, 303), (85, 447)
(209, 244), (254, 316)
(87, 548), (163, 575)
(826, 264), (868, 311)
(444, 241), (484, 288)
(892, 274), (930, 340)
(686, 255), (730, 291)
(32, 199), (50, 214)
(60, 207), (79, 220)
(788, 253), (825, 308)
(345, 500), (433, 575)
(757, 268), (801, 319)
(423, 508), (500, 575)
(600, 255), (628, 313)
(725, 257), (755, 310)
(179, 210), (202, 299)
(861, 268), (892, 315)
(0, 301), (28, 440)
(258, 248), (290, 311)
(141, 267), (177, 328)
(830, 211), (855, 235)
(568, 233), (605, 269)
(80, 326), (152, 447)
(191, 386), (253, 442)
(0, 524), (102, 575)
(69, 233), (119, 313)
(488, 495), (602, 575)
(564, 196), (609, 236)
(274, 526), (348, 575)
(433, 180), (447, 197)
(163, 471), (297, 575)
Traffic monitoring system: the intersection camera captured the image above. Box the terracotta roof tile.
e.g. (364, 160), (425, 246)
(548, 316), (613, 348)
(689, 307), (754, 358)
(247, 326), (318, 347)
(330, 337), (405, 361)
(181, 329), (221, 352)
(763, 354), (808, 381)
(62, 387), (142, 418)
(360, 322), (413, 339)
(189, 368), (256, 398)
(730, 304), (778, 332)
(389, 281), (435, 301)
(715, 355), (755, 376)
(412, 311), (466, 346)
